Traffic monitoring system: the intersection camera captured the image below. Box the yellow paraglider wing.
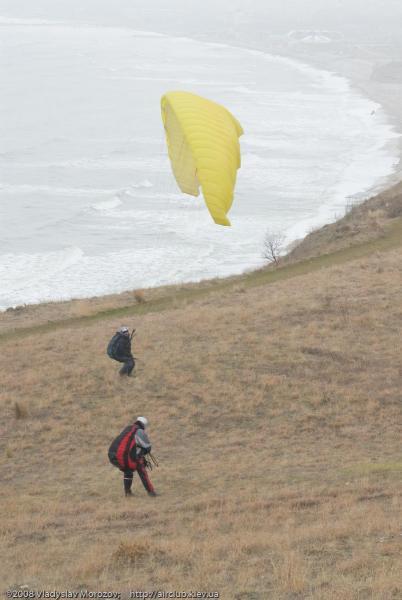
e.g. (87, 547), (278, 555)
(161, 91), (243, 226)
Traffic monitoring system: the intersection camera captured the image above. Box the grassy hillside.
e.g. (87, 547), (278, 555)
(1, 186), (402, 599)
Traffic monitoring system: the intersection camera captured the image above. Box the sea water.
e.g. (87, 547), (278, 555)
(0, 16), (400, 309)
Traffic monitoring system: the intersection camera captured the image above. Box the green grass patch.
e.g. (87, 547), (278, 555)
(343, 462), (402, 476)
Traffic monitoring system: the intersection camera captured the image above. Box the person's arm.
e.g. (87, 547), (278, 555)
(134, 430), (152, 457)
(124, 336), (132, 356)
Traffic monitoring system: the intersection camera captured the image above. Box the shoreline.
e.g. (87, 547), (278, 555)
(2, 32), (402, 313)
(1, 174), (401, 336)
(215, 37), (402, 247)
(207, 32), (402, 187)
(256, 34), (402, 182)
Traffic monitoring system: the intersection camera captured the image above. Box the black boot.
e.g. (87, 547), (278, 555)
(123, 471), (133, 496)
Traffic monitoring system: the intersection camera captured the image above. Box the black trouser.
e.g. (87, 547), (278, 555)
(123, 463), (155, 494)
(116, 355), (135, 376)
(123, 470), (134, 494)
(109, 453), (154, 495)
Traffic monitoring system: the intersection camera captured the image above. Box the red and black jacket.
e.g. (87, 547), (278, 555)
(108, 423), (142, 471)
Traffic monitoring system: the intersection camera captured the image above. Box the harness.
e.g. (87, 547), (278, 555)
(116, 425), (138, 470)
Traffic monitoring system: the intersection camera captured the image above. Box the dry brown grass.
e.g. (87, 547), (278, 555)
(133, 290), (147, 304)
(287, 180), (402, 262)
(14, 402), (28, 420)
(1, 197), (402, 597)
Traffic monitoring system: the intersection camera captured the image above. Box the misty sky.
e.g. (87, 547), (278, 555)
(1, 0), (402, 41)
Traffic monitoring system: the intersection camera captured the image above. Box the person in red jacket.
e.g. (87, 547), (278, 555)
(108, 416), (157, 497)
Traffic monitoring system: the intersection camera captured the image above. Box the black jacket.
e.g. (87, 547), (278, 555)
(113, 332), (132, 360)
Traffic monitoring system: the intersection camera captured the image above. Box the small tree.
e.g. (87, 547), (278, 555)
(263, 230), (284, 266)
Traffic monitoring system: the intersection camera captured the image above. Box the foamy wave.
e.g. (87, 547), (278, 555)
(243, 136), (282, 148)
(114, 181), (154, 197)
(134, 179), (153, 188)
(0, 239), (261, 312)
(0, 184), (114, 197)
(118, 191), (184, 201)
(0, 246), (84, 309)
(90, 181), (154, 210)
(5, 157), (161, 171)
(91, 197), (122, 211)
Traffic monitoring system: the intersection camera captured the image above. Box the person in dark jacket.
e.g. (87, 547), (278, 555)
(108, 416), (157, 497)
(107, 326), (135, 376)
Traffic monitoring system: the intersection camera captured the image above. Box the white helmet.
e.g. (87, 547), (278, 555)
(119, 326), (129, 335)
(136, 416), (148, 429)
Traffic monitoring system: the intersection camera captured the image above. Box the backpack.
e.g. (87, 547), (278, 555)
(108, 424), (139, 471)
(107, 333), (120, 359)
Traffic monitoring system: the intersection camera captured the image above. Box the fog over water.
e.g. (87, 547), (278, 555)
(0, 1), (401, 309)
